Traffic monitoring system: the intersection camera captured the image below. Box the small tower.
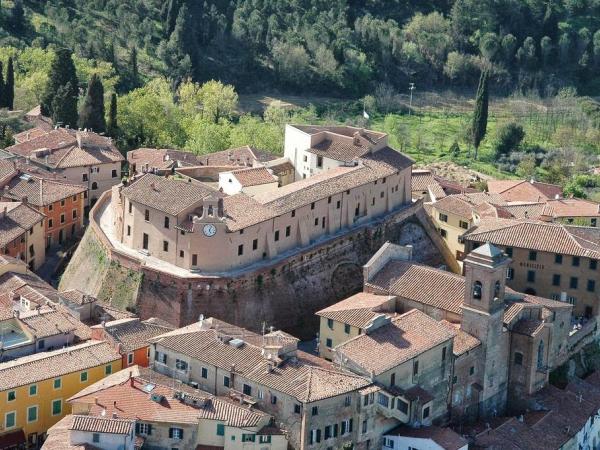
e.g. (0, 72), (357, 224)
(461, 242), (511, 418)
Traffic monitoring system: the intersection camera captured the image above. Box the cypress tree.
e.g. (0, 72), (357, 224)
(5, 57), (14, 110)
(40, 48), (79, 127)
(471, 70), (489, 160)
(51, 82), (78, 128)
(78, 74), (106, 132)
(107, 92), (118, 137)
(129, 46), (139, 88)
(0, 62), (4, 109)
(165, 0), (181, 37)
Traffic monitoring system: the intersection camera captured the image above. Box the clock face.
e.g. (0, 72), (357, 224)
(203, 224), (217, 237)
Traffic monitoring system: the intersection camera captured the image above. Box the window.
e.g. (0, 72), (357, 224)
(105, 365), (112, 375)
(442, 346), (447, 361)
(179, 250), (184, 258)
(136, 423), (152, 435)
(473, 281), (482, 299)
(144, 210), (150, 221)
(413, 360), (419, 376)
(5, 411), (15, 429)
(80, 371), (88, 382)
(82, 173), (88, 182)
(326, 338), (332, 348)
(344, 323), (351, 334)
(52, 399), (62, 415)
(303, 155), (308, 162)
(192, 254), (197, 266)
(48, 218), (53, 228)
(127, 225), (131, 236)
(284, 225), (291, 238)
(555, 254), (563, 264)
(164, 217), (170, 229)
(311, 406), (318, 416)
(439, 213), (448, 222)
(250, 238), (258, 251)
(27, 406), (38, 423)
(7, 390), (16, 401)
(537, 340), (545, 369)
(91, 182), (98, 190)
(72, 209), (77, 219)
(169, 427), (183, 440)
(590, 259), (598, 270)
(175, 359), (188, 371)
(397, 398), (409, 414)
(440, 228), (447, 238)
(243, 384), (252, 396)
(163, 241), (169, 252)
(242, 434), (256, 442)
(325, 425), (332, 439)
(60, 213), (65, 224)
(155, 352), (167, 364)
(506, 268), (514, 280)
(459, 220), (469, 229)
(92, 433), (100, 443)
(201, 367), (208, 378)
(527, 270), (536, 283)
(588, 280), (596, 292)
(223, 376), (230, 387)
(344, 395), (351, 406)
(570, 277), (578, 289)
(327, 318), (334, 330)
(274, 230), (280, 241)
(291, 209), (296, 217)
(54, 378), (62, 389)
(341, 418), (352, 435)
(29, 385), (37, 396)
(128, 201), (132, 214)
(552, 274), (561, 286)
(423, 406), (430, 419)
(112, 169), (118, 178)
(383, 437), (394, 448)
(469, 366), (475, 376)
(217, 424), (225, 436)
(127, 353), (134, 365)
(238, 244), (243, 255)
(271, 394), (277, 404)
(529, 251), (537, 261)
(142, 233), (149, 250)
(294, 403), (301, 414)
(505, 247), (513, 257)
(314, 217), (319, 226)
(336, 200), (341, 209)
(452, 375), (458, 384)
(378, 393), (389, 407)
(317, 156), (323, 168)
(573, 256), (581, 267)
(514, 352), (523, 365)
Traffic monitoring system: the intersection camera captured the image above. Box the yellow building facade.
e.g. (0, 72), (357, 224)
(0, 341), (121, 447)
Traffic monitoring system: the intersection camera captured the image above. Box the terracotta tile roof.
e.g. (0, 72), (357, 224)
(335, 309), (455, 376)
(265, 158), (295, 176)
(463, 219), (600, 259)
(512, 318), (545, 336)
(230, 166), (277, 187)
(433, 175), (478, 195)
(544, 198), (600, 218)
(487, 179), (563, 202)
(0, 201), (45, 247)
(128, 148), (191, 171)
(0, 159), (17, 182)
(440, 321), (480, 356)
(367, 260), (466, 315)
(412, 170), (446, 199)
(122, 173), (222, 216)
(385, 425), (468, 450)
(70, 366), (271, 427)
(6, 128), (123, 169)
(0, 271), (59, 306)
(0, 341), (120, 391)
(59, 289), (97, 305)
(316, 293), (395, 328)
(18, 306), (83, 339)
(69, 415), (134, 435)
(432, 193), (507, 218)
(199, 145), (277, 166)
(13, 127), (50, 144)
(93, 317), (174, 352)
(42, 415), (91, 450)
(3, 173), (85, 206)
(500, 202), (549, 219)
(150, 320), (371, 402)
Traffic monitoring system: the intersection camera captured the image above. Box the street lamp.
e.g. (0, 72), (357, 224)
(408, 83), (415, 116)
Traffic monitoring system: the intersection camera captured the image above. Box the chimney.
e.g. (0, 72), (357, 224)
(2, 206), (6, 219)
(94, 397), (99, 405)
(21, 196), (27, 205)
(76, 132), (82, 148)
(113, 400), (117, 409)
(129, 371), (134, 387)
(353, 131), (360, 145)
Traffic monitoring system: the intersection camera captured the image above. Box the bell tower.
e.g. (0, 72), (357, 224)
(460, 242), (511, 418)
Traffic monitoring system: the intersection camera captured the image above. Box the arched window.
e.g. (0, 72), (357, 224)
(207, 205), (214, 217)
(537, 340), (544, 369)
(91, 181), (98, 190)
(494, 281), (501, 299)
(473, 281), (482, 300)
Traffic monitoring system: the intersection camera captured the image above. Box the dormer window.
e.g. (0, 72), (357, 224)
(473, 281), (482, 300)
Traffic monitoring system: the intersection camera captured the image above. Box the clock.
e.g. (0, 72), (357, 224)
(203, 224), (217, 237)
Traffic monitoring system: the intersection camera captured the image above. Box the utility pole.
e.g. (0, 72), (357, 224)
(408, 83), (415, 116)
